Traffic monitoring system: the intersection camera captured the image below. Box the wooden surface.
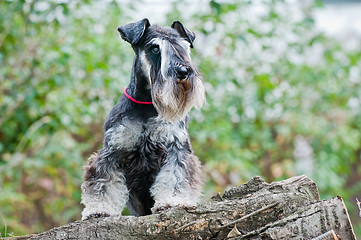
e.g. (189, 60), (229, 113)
(13, 175), (355, 240)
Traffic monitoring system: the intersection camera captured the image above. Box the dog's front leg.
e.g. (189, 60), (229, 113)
(150, 149), (203, 213)
(81, 149), (129, 220)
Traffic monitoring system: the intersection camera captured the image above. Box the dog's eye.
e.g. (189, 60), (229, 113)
(152, 46), (160, 54)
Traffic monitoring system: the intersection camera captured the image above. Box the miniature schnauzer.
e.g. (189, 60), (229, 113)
(81, 18), (206, 219)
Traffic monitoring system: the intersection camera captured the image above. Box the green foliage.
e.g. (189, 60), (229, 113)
(1, 0), (361, 236)
(0, 0), (133, 235)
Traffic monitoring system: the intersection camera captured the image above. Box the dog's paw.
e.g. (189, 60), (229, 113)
(152, 204), (172, 214)
(152, 204), (197, 214)
(181, 204), (197, 211)
(84, 212), (110, 220)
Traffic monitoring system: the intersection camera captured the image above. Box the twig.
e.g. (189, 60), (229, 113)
(216, 202), (279, 230)
(173, 221), (198, 232)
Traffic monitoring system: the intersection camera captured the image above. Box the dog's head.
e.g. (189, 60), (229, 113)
(117, 18), (205, 122)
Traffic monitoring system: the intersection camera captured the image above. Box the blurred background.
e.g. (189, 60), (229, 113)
(1, 0), (361, 237)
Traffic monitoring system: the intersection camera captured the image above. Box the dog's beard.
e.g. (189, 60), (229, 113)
(151, 72), (205, 123)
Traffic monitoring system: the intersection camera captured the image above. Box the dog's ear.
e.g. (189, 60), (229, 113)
(118, 18), (150, 45)
(171, 21), (196, 48)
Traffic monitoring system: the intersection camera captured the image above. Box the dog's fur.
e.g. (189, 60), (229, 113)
(81, 18), (205, 219)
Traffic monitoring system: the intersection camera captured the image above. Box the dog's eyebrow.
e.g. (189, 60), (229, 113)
(149, 38), (163, 46)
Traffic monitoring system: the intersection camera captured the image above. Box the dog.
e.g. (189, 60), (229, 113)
(81, 18), (206, 219)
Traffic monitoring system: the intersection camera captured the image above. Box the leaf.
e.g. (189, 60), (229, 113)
(227, 224), (242, 238)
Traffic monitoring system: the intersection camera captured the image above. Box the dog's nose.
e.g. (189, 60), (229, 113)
(176, 66), (189, 81)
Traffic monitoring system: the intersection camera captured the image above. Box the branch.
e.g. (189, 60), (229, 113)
(13, 175), (356, 240)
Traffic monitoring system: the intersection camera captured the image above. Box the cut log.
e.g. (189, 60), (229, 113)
(13, 175), (355, 240)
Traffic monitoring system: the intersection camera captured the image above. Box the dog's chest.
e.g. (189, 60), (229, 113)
(105, 118), (189, 196)
(106, 118), (188, 159)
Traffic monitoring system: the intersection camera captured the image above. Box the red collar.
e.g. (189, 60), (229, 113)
(123, 87), (153, 105)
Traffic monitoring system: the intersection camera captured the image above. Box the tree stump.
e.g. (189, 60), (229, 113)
(15, 175), (356, 239)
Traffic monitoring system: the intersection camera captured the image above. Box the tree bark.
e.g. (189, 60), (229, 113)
(15, 175), (356, 240)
